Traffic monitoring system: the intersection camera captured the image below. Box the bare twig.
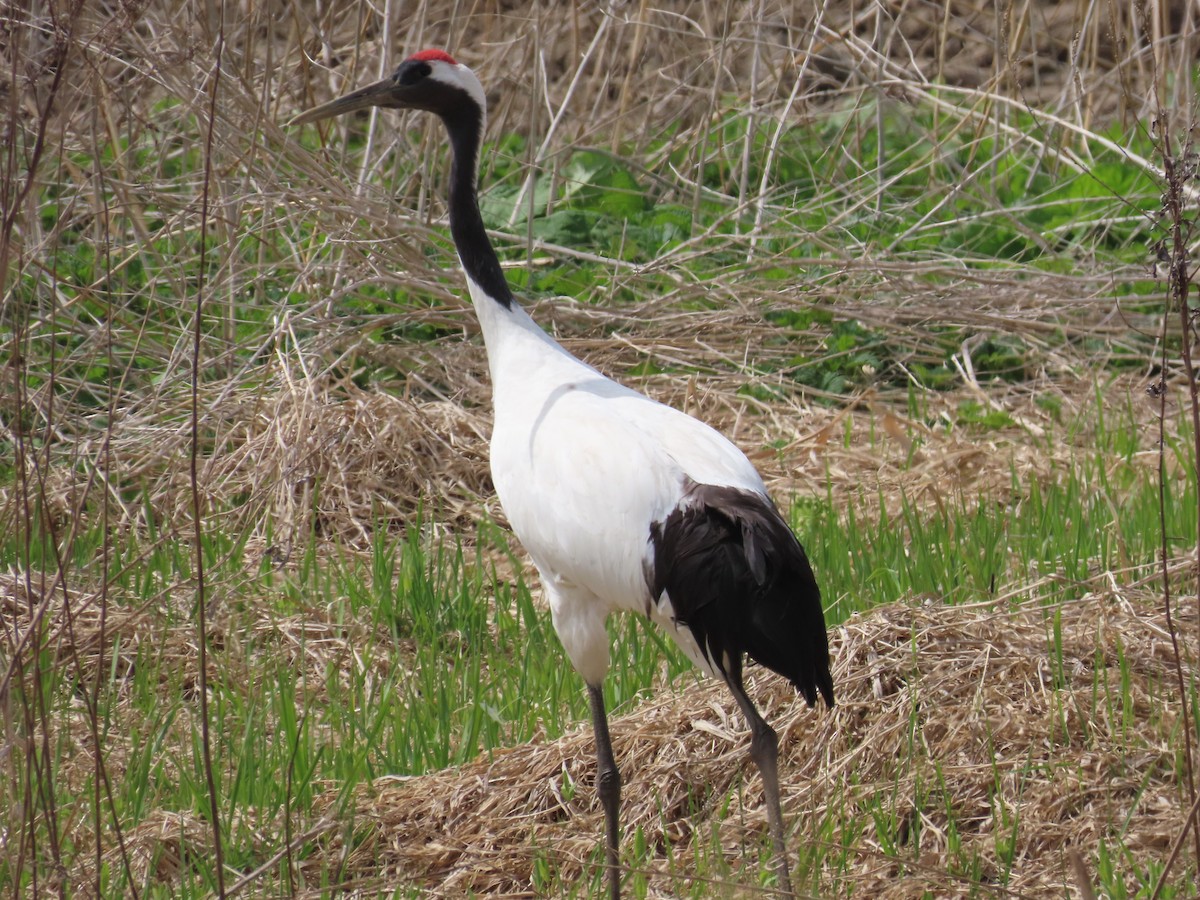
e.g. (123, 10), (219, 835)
(1144, 1), (1200, 886)
(193, 19), (229, 900)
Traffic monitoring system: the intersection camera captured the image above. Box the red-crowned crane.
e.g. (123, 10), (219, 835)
(290, 49), (834, 899)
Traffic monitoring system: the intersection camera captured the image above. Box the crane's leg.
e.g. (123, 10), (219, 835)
(588, 683), (621, 900)
(725, 677), (794, 898)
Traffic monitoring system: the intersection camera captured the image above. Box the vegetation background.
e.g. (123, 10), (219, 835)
(4, 0), (1200, 896)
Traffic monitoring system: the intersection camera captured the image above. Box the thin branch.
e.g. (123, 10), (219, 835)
(193, 22), (229, 900)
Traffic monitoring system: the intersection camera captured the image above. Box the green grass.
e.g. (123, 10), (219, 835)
(3, 386), (1194, 895)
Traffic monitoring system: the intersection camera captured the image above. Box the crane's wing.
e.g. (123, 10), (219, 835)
(649, 482), (834, 708)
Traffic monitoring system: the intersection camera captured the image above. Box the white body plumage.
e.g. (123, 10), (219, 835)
(470, 276), (763, 684)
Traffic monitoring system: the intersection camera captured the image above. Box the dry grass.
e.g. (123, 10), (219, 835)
(1, 0), (1170, 549)
(338, 590), (1186, 898)
(13, 563), (1191, 897)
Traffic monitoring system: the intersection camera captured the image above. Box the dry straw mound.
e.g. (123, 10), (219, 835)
(249, 592), (1189, 896)
(203, 380), (493, 542)
(7, 536), (1189, 895)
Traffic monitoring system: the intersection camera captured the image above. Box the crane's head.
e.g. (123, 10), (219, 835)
(289, 49), (485, 128)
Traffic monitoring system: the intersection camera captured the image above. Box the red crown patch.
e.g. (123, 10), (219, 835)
(410, 49), (457, 65)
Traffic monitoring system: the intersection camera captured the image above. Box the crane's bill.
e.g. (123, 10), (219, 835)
(288, 78), (395, 126)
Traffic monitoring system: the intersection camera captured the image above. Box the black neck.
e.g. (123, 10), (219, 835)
(443, 107), (514, 310)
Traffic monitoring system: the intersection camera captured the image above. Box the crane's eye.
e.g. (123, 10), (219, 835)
(396, 60), (431, 86)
